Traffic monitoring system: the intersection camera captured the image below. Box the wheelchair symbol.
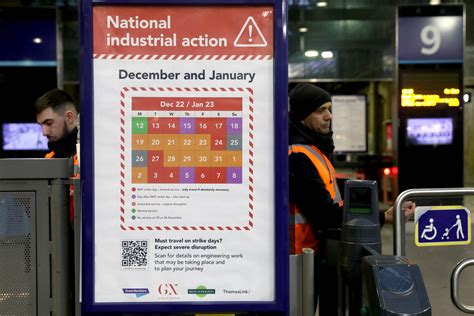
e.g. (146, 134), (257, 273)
(421, 218), (437, 240)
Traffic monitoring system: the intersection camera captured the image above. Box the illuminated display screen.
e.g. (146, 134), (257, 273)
(406, 118), (453, 146)
(348, 187), (372, 215)
(400, 71), (461, 108)
(401, 88), (460, 107)
(2, 123), (48, 150)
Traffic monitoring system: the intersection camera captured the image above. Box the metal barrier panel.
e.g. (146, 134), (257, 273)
(0, 192), (35, 315)
(0, 158), (73, 315)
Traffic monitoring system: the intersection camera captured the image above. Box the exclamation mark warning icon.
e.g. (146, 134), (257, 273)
(234, 16), (267, 47)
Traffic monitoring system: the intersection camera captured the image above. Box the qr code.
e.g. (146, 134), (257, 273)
(121, 240), (148, 268)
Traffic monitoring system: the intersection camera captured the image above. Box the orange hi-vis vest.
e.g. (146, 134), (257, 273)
(45, 151), (79, 174)
(289, 144), (343, 254)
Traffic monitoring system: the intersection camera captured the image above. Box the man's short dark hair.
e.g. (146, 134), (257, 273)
(35, 89), (78, 115)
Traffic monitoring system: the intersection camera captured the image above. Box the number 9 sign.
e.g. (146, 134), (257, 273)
(398, 15), (462, 63)
(420, 25), (441, 55)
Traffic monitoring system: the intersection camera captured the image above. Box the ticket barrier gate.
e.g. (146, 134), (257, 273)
(290, 180), (432, 316)
(340, 180), (431, 316)
(393, 187), (474, 315)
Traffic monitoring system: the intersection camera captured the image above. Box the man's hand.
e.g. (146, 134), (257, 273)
(384, 201), (416, 223)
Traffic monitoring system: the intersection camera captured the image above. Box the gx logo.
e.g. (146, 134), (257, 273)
(157, 283), (178, 296)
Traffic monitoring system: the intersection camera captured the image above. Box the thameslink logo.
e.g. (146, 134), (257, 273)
(188, 285), (215, 298)
(123, 288), (149, 298)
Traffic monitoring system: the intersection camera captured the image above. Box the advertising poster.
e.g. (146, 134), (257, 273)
(92, 5), (275, 303)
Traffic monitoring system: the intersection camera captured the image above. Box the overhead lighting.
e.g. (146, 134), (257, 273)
(33, 37), (42, 44)
(316, 2), (328, 7)
(305, 50), (319, 57)
(299, 27), (308, 33)
(430, 0), (441, 4)
(321, 51), (333, 59)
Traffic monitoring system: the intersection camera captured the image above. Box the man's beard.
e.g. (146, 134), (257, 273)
(47, 125), (78, 158)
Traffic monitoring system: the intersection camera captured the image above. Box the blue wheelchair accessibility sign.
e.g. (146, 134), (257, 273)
(415, 206), (471, 247)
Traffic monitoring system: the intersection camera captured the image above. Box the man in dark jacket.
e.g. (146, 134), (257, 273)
(288, 83), (414, 315)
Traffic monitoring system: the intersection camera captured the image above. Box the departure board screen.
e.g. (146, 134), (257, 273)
(399, 70), (461, 109)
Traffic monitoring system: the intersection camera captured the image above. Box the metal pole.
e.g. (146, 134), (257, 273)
(73, 178), (82, 316)
(50, 179), (72, 316)
(393, 188), (474, 256)
(301, 248), (314, 316)
(289, 254), (303, 316)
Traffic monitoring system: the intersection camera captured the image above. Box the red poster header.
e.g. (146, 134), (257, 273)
(132, 97), (242, 111)
(93, 6), (273, 57)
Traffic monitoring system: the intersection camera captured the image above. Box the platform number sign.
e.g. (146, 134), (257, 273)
(398, 16), (463, 63)
(420, 24), (441, 56)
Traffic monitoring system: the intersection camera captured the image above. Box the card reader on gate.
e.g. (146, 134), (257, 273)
(339, 180), (382, 315)
(344, 180), (380, 224)
(341, 180), (381, 273)
(361, 255), (431, 316)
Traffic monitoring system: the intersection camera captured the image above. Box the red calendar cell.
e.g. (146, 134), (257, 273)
(162, 167), (180, 183)
(147, 150), (163, 167)
(210, 118), (227, 134)
(195, 167), (212, 183)
(210, 167), (227, 183)
(147, 166), (163, 183)
(195, 118), (213, 134)
(160, 118), (180, 133)
(148, 118), (162, 133)
(211, 134), (227, 150)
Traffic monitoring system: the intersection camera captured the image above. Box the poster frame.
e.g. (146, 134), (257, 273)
(331, 94), (368, 154)
(79, 0), (288, 313)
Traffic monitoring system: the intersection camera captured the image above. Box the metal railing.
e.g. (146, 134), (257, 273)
(451, 258), (474, 313)
(393, 187), (474, 314)
(393, 188), (474, 256)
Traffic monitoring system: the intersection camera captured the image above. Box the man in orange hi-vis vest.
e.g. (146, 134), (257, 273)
(288, 83), (415, 315)
(36, 89), (79, 222)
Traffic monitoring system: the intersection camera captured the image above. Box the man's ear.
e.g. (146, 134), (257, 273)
(65, 110), (77, 126)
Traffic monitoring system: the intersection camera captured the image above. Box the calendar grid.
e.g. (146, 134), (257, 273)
(119, 87), (254, 231)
